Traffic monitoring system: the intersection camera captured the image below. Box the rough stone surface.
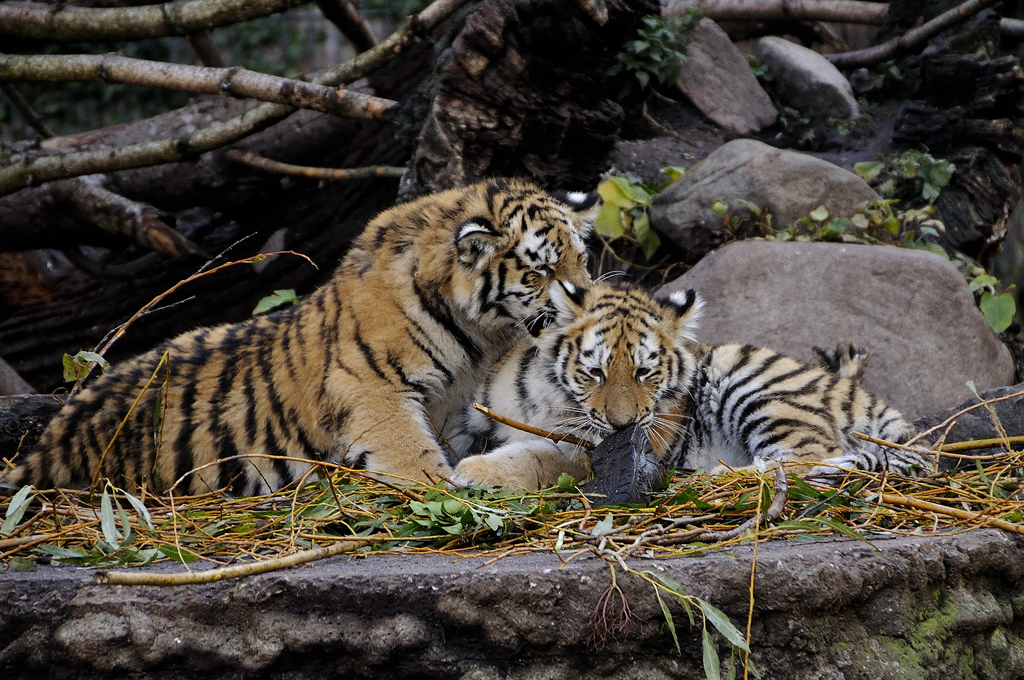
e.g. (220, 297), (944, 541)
(2, 530), (1023, 679)
(0, 356), (33, 397)
(914, 385), (1024, 462)
(750, 36), (860, 119)
(674, 19), (778, 135)
(657, 241), (1015, 419)
(649, 139), (878, 261)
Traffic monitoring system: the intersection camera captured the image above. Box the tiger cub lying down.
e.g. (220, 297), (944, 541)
(451, 281), (930, 490)
(2, 179), (596, 496)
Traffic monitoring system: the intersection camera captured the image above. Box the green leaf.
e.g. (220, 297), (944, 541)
(702, 627), (721, 680)
(853, 161), (884, 183)
(592, 512), (615, 536)
(656, 588), (681, 654)
(556, 473), (577, 492)
(662, 166), (686, 182)
(157, 544), (199, 563)
(696, 599), (750, 652)
(807, 517), (876, 547)
(253, 289), (299, 315)
(484, 514), (503, 532)
(35, 544), (87, 559)
(711, 201), (729, 215)
(8, 556), (37, 572)
(980, 292), (1015, 333)
(442, 498), (465, 517)
(969, 274), (1000, 292)
(809, 206), (829, 222)
(100, 489), (121, 547)
(1, 485), (34, 535)
(122, 491), (153, 530)
(594, 201), (627, 239)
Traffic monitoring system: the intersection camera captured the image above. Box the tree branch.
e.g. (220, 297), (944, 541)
(0, 0), (308, 42)
(826, 0), (1001, 68)
(0, 0), (473, 196)
(0, 83), (55, 139)
(315, 0), (377, 53)
(49, 175), (199, 259)
(187, 31), (227, 68)
(225, 149), (404, 180)
(0, 54), (398, 121)
(671, 0), (887, 25)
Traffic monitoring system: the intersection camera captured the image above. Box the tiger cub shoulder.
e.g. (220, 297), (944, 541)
(3, 179), (597, 497)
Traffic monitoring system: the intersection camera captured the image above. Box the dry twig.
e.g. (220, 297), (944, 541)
(473, 402), (595, 448)
(225, 150), (404, 180)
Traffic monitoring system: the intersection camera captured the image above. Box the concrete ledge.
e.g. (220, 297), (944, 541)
(3, 529), (1023, 679)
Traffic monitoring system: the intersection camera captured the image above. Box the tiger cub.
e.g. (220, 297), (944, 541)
(451, 281), (930, 490)
(450, 282), (703, 490)
(2, 179), (596, 496)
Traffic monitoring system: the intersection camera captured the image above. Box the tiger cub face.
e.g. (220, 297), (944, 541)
(542, 282), (704, 454)
(448, 183), (597, 335)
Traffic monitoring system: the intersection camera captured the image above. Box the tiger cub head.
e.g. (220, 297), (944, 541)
(542, 281), (704, 456)
(452, 179), (597, 335)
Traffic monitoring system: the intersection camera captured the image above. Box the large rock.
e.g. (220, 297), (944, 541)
(673, 18), (778, 135)
(657, 241), (1015, 419)
(649, 139), (878, 261)
(750, 36), (860, 119)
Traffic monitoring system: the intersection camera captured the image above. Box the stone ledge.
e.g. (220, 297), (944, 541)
(3, 529), (1023, 679)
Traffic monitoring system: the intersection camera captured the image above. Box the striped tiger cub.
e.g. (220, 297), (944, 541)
(451, 281), (930, 490)
(2, 179), (597, 496)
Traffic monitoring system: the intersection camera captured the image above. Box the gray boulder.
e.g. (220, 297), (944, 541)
(657, 241), (1015, 419)
(913, 385), (1024, 465)
(0, 355), (33, 396)
(674, 18), (778, 135)
(649, 139), (877, 260)
(750, 36), (860, 119)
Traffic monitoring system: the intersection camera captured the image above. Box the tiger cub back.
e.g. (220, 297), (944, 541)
(687, 342), (926, 476)
(452, 282), (929, 491)
(3, 179), (597, 496)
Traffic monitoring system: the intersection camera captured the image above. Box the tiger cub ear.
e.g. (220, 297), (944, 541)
(665, 288), (704, 343)
(549, 279), (589, 324)
(550, 189), (599, 238)
(456, 218), (502, 268)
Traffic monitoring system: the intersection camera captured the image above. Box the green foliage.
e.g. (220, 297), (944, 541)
(745, 55), (771, 84)
(855, 149), (956, 204)
(609, 9), (702, 100)
(595, 168), (685, 259)
(62, 350), (109, 383)
(865, 60), (904, 94)
(2, 485), (35, 536)
(253, 289), (300, 315)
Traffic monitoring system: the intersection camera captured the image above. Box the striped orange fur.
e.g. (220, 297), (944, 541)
(2, 179), (597, 496)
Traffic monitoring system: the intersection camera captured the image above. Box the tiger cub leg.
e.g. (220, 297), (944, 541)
(452, 440), (591, 491)
(328, 381), (454, 483)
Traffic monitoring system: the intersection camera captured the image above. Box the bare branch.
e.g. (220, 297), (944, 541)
(0, 0), (308, 42)
(0, 83), (55, 139)
(0, 101), (292, 196)
(670, 0), (887, 25)
(826, 0), (1001, 68)
(315, 0), (377, 53)
(225, 149), (404, 180)
(0, 54), (399, 121)
(50, 175), (199, 259)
